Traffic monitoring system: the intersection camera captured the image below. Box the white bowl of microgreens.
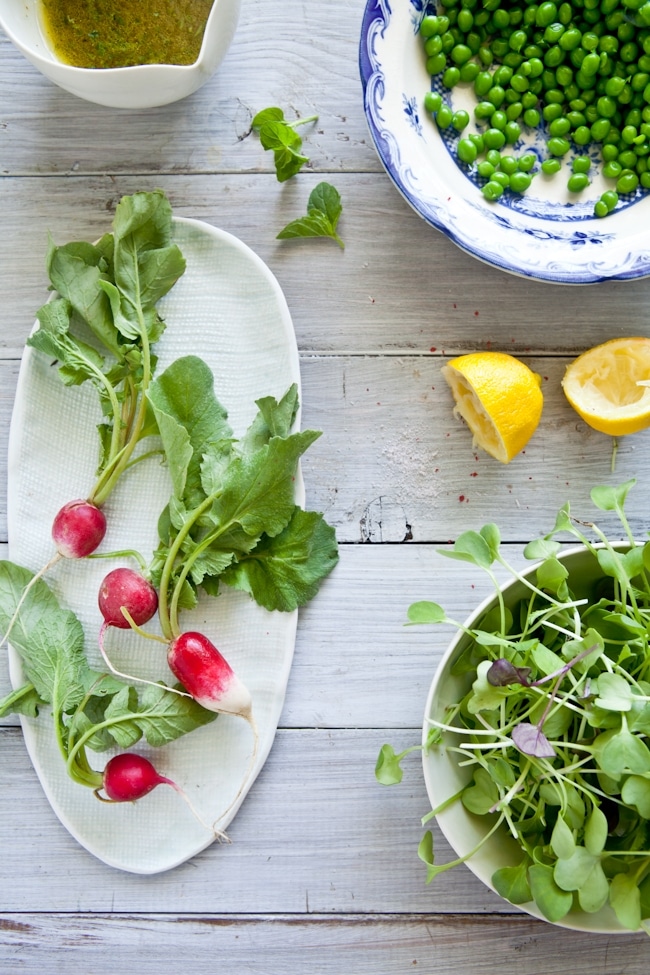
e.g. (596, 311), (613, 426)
(359, 0), (650, 282)
(410, 480), (650, 933)
(0, 0), (241, 109)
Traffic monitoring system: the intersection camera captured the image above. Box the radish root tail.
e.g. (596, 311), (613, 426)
(211, 711), (260, 831)
(98, 622), (194, 699)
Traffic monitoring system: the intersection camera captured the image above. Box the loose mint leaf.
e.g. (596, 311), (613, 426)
(0, 561), (89, 712)
(252, 107), (317, 181)
(277, 182), (344, 248)
(220, 508), (339, 611)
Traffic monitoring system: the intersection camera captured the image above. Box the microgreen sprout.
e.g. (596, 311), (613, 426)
(377, 479), (650, 931)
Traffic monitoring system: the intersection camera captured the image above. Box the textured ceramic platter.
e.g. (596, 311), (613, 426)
(421, 544), (639, 934)
(6, 217), (302, 874)
(359, 0), (650, 284)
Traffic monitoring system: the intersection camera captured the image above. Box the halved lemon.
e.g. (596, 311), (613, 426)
(562, 337), (650, 436)
(442, 351), (543, 464)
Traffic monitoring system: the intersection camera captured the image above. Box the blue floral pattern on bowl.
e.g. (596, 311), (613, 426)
(359, 0), (650, 283)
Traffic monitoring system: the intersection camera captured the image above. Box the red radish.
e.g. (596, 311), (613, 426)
(52, 499), (107, 559)
(167, 631), (253, 720)
(98, 753), (228, 839)
(101, 752), (173, 802)
(98, 567), (158, 629)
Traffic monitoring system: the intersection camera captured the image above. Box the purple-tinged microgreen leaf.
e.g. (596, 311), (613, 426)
(486, 658), (531, 687)
(467, 660), (510, 714)
(528, 864), (573, 922)
(492, 859), (532, 905)
(511, 722), (556, 758)
(610, 871), (642, 931)
(550, 815), (575, 860)
(406, 600), (447, 625)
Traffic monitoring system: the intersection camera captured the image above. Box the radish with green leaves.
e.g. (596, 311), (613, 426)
(1, 190), (186, 647)
(98, 567), (158, 629)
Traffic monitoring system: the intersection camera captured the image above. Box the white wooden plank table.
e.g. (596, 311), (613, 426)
(2, 1), (650, 971)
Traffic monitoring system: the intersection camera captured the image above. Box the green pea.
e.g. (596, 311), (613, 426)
(523, 108), (541, 127)
(442, 66), (461, 88)
(450, 44), (472, 66)
(601, 189), (619, 210)
(568, 172), (590, 192)
(485, 148), (502, 167)
(543, 103), (564, 122)
(573, 125), (592, 145)
(541, 157), (562, 173)
(487, 85), (506, 107)
(548, 136), (571, 155)
(474, 100), (496, 120)
(474, 70), (493, 97)
(478, 46), (493, 66)
(603, 159), (623, 178)
(601, 143), (619, 160)
(424, 91), (443, 114)
(549, 116), (572, 137)
(537, 2), (559, 28)
(459, 61), (480, 83)
(491, 170), (510, 187)
(619, 149), (638, 168)
(572, 155), (591, 173)
(527, 57), (545, 77)
(642, 171), (650, 187)
(426, 54), (447, 75)
(452, 110), (470, 131)
(484, 127), (507, 149)
(493, 65), (513, 87)
(560, 28), (582, 51)
(510, 171), (533, 192)
(567, 110), (587, 128)
(482, 180), (504, 201)
(457, 9), (474, 32)
(596, 95), (618, 118)
(505, 121), (522, 143)
(436, 104), (453, 129)
(506, 101), (524, 121)
(605, 76), (627, 97)
(420, 15), (443, 37)
(457, 138), (478, 164)
(594, 200), (609, 216)
(477, 160), (495, 178)
(519, 152), (537, 171)
(425, 35), (444, 57)
(500, 155), (519, 174)
(590, 117), (611, 141)
(616, 169), (640, 192)
(490, 110), (507, 131)
(468, 133), (485, 153)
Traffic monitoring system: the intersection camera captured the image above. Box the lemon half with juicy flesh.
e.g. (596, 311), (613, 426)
(442, 351), (544, 464)
(562, 337), (650, 437)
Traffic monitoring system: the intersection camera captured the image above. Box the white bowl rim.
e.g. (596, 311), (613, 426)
(421, 540), (647, 934)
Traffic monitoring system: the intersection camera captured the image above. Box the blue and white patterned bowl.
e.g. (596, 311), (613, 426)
(359, 0), (650, 284)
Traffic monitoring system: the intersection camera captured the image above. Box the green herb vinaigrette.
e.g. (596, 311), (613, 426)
(40, 0), (215, 69)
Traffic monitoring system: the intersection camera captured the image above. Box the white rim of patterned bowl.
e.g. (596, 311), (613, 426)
(359, 0), (650, 284)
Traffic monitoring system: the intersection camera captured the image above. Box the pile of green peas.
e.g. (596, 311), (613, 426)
(419, 0), (650, 215)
